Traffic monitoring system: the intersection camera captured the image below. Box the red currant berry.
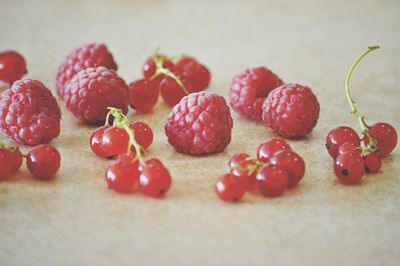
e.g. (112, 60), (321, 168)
(105, 159), (140, 194)
(143, 54), (174, 79)
(174, 56), (211, 92)
(128, 79), (159, 113)
(257, 138), (292, 162)
(0, 51), (27, 84)
(139, 159), (172, 198)
(230, 158), (258, 191)
(9, 148), (23, 172)
(90, 125), (111, 158)
(26, 144), (61, 180)
(326, 126), (360, 158)
(228, 153), (250, 168)
(365, 122), (397, 156)
(129, 121), (153, 149)
(159, 75), (192, 107)
(269, 150), (305, 188)
(101, 126), (130, 157)
(363, 153), (382, 173)
(338, 141), (361, 156)
(256, 164), (289, 197)
(116, 153), (137, 164)
(215, 173), (246, 203)
(0, 149), (12, 178)
(334, 151), (364, 184)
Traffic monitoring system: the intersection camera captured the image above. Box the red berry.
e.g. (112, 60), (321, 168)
(143, 54), (174, 79)
(116, 153), (137, 164)
(338, 141), (361, 156)
(257, 138), (292, 163)
(165, 92), (233, 155)
(0, 149), (12, 178)
(215, 173), (246, 202)
(139, 159), (172, 198)
(230, 67), (283, 120)
(129, 121), (153, 149)
(159, 75), (192, 107)
(9, 148), (23, 172)
(326, 126), (360, 159)
(90, 125), (111, 158)
(365, 122), (397, 156)
(174, 56), (211, 92)
(363, 153), (382, 173)
(128, 79), (159, 113)
(230, 158), (258, 191)
(229, 153), (250, 168)
(101, 126), (130, 157)
(0, 51), (27, 84)
(256, 164), (289, 197)
(0, 79), (61, 145)
(262, 84), (320, 138)
(334, 151), (364, 184)
(269, 150), (305, 188)
(105, 159), (140, 194)
(26, 144), (61, 180)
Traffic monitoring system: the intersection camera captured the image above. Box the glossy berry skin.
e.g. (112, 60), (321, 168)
(0, 51), (27, 84)
(9, 148), (23, 172)
(334, 151), (364, 185)
(0, 149), (12, 178)
(128, 79), (159, 113)
(257, 138), (292, 163)
(326, 126), (360, 159)
(256, 164), (289, 197)
(101, 127), (130, 157)
(130, 121), (153, 149)
(230, 158), (258, 191)
(229, 153), (250, 168)
(159, 75), (192, 107)
(174, 56), (211, 92)
(143, 54), (174, 80)
(26, 144), (61, 180)
(365, 122), (398, 156)
(105, 159), (140, 194)
(90, 125), (111, 158)
(269, 150), (305, 188)
(215, 173), (246, 203)
(139, 159), (172, 198)
(363, 153), (382, 173)
(338, 141), (361, 156)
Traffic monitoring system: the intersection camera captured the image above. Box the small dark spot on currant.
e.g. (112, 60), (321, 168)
(341, 169), (349, 176)
(365, 166), (370, 173)
(232, 197), (238, 202)
(325, 143), (330, 149)
(159, 189), (165, 195)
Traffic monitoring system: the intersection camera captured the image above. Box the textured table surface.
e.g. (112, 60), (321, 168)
(0, 0), (399, 265)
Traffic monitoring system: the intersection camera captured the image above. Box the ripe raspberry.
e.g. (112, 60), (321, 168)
(0, 51), (27, 84)
(164, 91), (233, 155)
(56, 43), (117, 99)
(262, 84), (320, 138)
(0, 79), (61, 145)
(230, 67), (283, 120)
(64, 67), (129, 123)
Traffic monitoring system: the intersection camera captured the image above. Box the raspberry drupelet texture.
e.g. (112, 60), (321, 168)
(164, 91), (233, 155)
(64, 67), (129, 123)
(0, 79), (61, 145)
(262, 84), (320, 138)
(56, 43), (117, 99)
(230, 67), (283, 120)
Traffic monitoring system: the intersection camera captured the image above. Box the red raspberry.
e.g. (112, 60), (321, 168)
(56, 43), (117, 99)
(164, 91), (233, 155)
(0, 79), (61, 145)
(262, 84), (320, 138)
(230, 67), (283, 120)
(64, 67), (129, 123)
(0, 51), (27, 84)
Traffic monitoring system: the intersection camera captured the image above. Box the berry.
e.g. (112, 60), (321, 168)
(143, 54), (174, 79)
(105, 159), (140, 193)
(0, 51), (27, 84)
(164, 91), (233, 155)
(230, 157), (258, 191)
(256, 164), (289, 197)
(130, 121), (153, 149)
(174, 56), (211, 92)
(26, 144), (61, 180)
(334, 151), (364, 184)
(9, 148), (23, 172)
(230, 67), (283, 120)
(215, 173), (246, 202)
(56, 43), (117, 99)
(257, 138), (292, 163)
(363, 153), (382, 173)
(128, 79), (159, 113)
(326, 126), (360, 159)
(229, 153), (250, 168)
(138, 159), (172, 198)
(0, 79), (61, 145)
(262, 84), (320, 138)
(90, 125), (111, 158)
(269, 150), (305, 188)
(101, 126), (130, 158)
(0, 148), (11, 178)
(338, 141), (361, 156)
(159, 74), (192, 107)
(64, 67), (129, 123)
(365, 122), (397, 156)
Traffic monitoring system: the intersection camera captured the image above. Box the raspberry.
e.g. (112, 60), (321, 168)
(64, 67), (129, 123)
(0, 79), (61, 145)
(262, 84), (320, 138)
(56, 43), (117, 99)
(230, 67), (283, 120)
(0, 51), (27, 84)
(164, 91), (233, 155)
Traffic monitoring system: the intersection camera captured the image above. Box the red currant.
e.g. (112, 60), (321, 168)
(174, 56), (211, 92)
(138, 159), (172, 198)
(228, 153), (250, 168)
(215, 173), (246, 202)
(159, 75), (192, 107)
(326, 126), (360, 158)
(338, 141), (361, 156)
(0, 149), (12, 178)
(143, 54), (174, 79)
(128, 79), (159, 113)
(90, 125), (111, 158)
(256, 164), (289, 197)
(363, 153), (382, 173)
(101, 126), (130, 157)
(365, 122), (397, 156)
(105, 159), (140, 193)
(26, 144), (61, 180)
(9, 148), (23, 172)
(0, 51), (27, 84)
(257, 138), (292, 162)
(129, 121), (153, 149)
(334, 151), (364, 184)
(269, 150), (305, 188)
(230, 158), (258, 191)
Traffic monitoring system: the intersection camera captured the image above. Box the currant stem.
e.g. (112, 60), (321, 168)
(345, 46), (380, 152)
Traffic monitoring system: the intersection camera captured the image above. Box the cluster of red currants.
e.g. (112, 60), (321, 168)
(215, 138), (305, 202)
(90, 108), (172, 197)
(0, 143), (60, 180)
(129, 53), (211, 112)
